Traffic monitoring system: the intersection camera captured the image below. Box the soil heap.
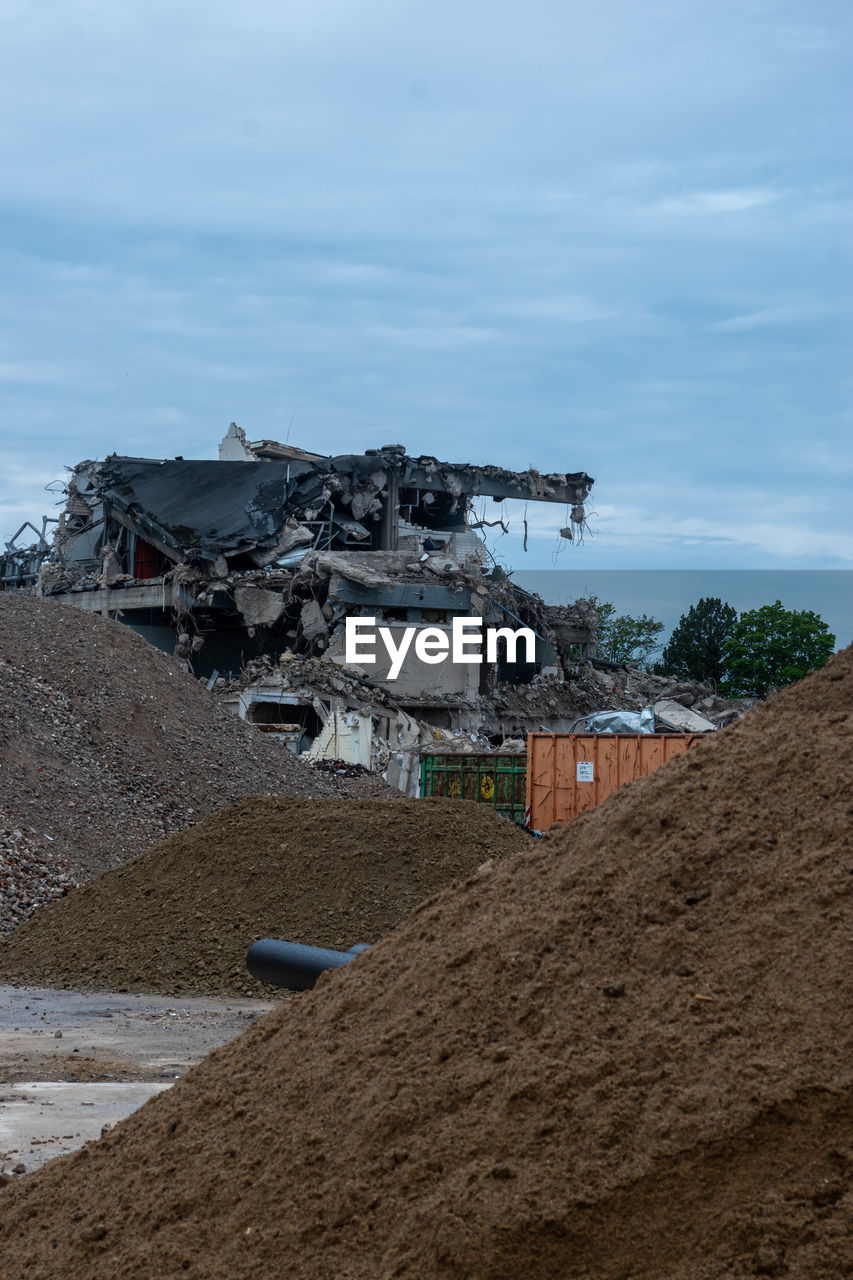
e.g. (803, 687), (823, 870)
(0, 797), (530, 998)
(0, 651), (850, 1279)
(0, 594), (374, 927)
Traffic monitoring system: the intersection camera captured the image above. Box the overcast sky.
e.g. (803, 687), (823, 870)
(1, 0), (850, 571)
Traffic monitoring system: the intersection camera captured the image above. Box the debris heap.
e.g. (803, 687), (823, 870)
(0, 797), (529, 998)
(4, 435), (752, 784)
(0, 594), (371, 900)
(0, 811), (75, 935)
(0, 649), (849, 1278)
(9, 438), (605, 773)
(488, 659), (752, 738)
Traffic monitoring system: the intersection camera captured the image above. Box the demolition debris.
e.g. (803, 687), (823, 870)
(1, 431), (752, 790)
(0, 594), (385, 904)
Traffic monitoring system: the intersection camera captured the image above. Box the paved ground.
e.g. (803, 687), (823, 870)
(0, 984), (278, 1174)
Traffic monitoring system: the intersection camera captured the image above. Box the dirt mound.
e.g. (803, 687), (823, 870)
(0, 594), (369, 918)
(0, 651), (850, 1279)
(0, 797), (529, 998)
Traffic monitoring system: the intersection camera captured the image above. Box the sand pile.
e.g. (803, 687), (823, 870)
(0, 798), (529, 997)
(0, 651), (850, 1279)
(0, 594), (358, 905)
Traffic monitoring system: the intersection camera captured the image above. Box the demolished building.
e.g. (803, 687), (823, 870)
(8, 429), (603, 763)
(2, 427), (748, 787)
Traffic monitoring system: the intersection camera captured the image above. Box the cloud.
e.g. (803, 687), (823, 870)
(649, 188), (783, 216)
(482, 484), (853, 570)
(713, 303), (832, 331)
(0, 360), (67, 386)
(0, 459), (68, 541)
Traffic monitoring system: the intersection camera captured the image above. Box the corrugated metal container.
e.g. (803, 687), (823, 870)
(420, 753), (527, 823)
(526, 732), (697, 829)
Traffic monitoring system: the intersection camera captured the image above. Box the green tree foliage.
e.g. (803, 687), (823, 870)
(659, 597), (737, 684)
(720, 600), (835, 697)
(587, 598), (665, 667)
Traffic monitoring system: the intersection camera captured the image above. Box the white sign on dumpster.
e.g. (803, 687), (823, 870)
(576, 761), (594, 782)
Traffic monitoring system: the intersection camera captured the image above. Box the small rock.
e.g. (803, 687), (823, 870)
(12, 1163), (26, 1175)
(54, 1030), (62, 1039)
(603, 983), (626, 998)
(80, 1223), (108, 1242)
(753, 1244), (785, 1275)
(491, 1163), (514, 1179)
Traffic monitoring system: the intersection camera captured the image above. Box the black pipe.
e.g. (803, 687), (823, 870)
(246, 938), (369, 991)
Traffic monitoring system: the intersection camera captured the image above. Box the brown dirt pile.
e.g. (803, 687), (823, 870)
(0, 594), (376, 917)
(0, 798), (529, 998)
(0, 651), (851, 1279)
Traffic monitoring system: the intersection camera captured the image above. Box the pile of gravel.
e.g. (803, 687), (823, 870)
(0, 810), (76, 933)
(0, 594), (371, 916)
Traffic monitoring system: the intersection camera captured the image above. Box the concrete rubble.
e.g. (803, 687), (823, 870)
(2, 427), (752, 793)
(0, 813), (76, 935)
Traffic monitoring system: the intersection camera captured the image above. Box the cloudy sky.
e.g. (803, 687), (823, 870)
(1, 0), (850, 572)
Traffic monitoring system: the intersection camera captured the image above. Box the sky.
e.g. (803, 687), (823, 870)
(1, 0), (851, 578)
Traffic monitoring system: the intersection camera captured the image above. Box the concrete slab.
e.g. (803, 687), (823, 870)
(653, 698), (716, 733)
(0, 983), (280, 1179)
(0, 1081), (172, 1172)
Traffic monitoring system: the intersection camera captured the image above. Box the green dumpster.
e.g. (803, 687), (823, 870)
(419, 753), (527, 823)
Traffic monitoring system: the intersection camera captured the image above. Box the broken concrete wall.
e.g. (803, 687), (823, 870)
(305, 707), (374, 769)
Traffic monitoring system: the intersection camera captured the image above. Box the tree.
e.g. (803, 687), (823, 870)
(720, 600), (835, 697)
(587, 598), (665, 667)
(659, 597), (737, 684)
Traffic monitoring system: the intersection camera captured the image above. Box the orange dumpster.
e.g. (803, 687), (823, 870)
(525, 732), (697, 829)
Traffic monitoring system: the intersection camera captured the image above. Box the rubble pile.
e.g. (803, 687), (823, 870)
(218, 649), (487, 772)
(309, 759), (373, 778)
(0, 797), (529, 998)
(0, 595), (375, 886)
(0, 650), (849, 1279)
(0, 811), (75, 935)
(491, 660), (749, 734)
(589, 662), (754, 727)
(225, 648), (752, 773)
(485, 660), (752, 737)
(224, 649), (412, 712)
(6, 438), (603, 778)
(6, 434), (752, 786)
(307, 759), (392, 797)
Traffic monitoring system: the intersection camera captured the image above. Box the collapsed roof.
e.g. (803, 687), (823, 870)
(50, 440), (593, 575)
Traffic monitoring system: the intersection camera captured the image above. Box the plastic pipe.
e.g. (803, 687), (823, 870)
(246, 938), (369, 991)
